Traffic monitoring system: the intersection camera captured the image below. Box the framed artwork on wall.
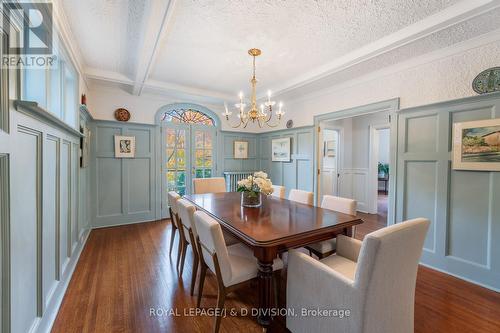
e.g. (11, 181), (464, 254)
(234, 141), (248, 159)
(114, 135), (136, 158)
(452, 118), (500, 171)
(272, 137), (291, 162)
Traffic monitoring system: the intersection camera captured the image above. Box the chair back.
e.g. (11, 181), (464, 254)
(177, 199), (198, 242)
(167, 191), (181, 227)
(355, 218), (430, 333)
(271, 185), (286, 199)
(193, 211), (232, 285)
(288, 189), (314, 205)
(193, 177), (226, 194)
(321, 195), (356, 215)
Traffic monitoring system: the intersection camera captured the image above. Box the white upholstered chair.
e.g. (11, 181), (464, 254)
(287, 218), (430, 333)
(167, 191), (181, 259)
(306, 195), (357, 259)
(271, 185), (286, 199)
(176, 198), (199, 295)
(288, 189), (314, 205)
(192, 177), (227, 194)
(194, 211), (283, 333)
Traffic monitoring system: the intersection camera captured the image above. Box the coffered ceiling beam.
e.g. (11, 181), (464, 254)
(131, 0), (177, 96)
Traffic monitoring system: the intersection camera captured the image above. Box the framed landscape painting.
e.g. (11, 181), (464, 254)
(272, 137), (291, 162)
(453, 118), (500, 171)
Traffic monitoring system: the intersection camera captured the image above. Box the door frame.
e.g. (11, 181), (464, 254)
(368, 124), (390, 215)
(313, 98), (399, 225)
(155, 103), (221, 218)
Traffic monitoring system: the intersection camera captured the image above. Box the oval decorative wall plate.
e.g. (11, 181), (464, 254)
(286, 119), (293, 128)
(114, 108), (131, 122)
(472, 67), (500, 94)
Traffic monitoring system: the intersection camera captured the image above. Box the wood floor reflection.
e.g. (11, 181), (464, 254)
(53, 199), (500, 332)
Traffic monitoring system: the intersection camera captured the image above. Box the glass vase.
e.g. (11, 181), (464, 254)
(241, 191), (262, 208)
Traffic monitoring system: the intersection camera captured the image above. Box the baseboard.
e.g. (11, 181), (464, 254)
(419, 262), (500, 293)
(91, 217), (160, 229)
(33, 228), (91, 333)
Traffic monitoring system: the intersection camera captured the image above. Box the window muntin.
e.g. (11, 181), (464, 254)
(161, 109), (215, 126)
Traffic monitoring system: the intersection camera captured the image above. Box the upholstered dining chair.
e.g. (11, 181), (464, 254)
(192, 177), (227, 194)
(271, 185), (286, 199)
(287, 218), (430, 333)
(176, 198), (199, 295)
(288, 189), (314, 205)
(167, 191), (181, 259)
(306, 195), (357, 259)
(194, 211), (283, 333)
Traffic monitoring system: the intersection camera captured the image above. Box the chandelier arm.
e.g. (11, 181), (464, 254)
(265, 105), (274, 123)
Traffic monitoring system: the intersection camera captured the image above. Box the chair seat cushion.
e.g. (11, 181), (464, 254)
(320, 254), (357, 280)
(227, 244), (283, 286)
(308, 238), (337, 254)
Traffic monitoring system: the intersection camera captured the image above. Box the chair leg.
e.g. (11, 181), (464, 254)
(197, 264), (207, 308)
(179, 243), (188, 277)
(176, 235), (184, 272)
(213, 287), (226, 333)
(190, 251), (199, 296)
(169, 224), (177, 256)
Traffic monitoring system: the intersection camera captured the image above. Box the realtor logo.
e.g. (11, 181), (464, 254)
(2, 2), (55, 68)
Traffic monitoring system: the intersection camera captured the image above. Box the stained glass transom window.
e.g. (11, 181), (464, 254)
(161, 109), (215, 126)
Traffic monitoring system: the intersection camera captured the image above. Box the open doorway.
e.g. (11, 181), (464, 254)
(319, 128), (341, 200)
(370, 127), (390, 221)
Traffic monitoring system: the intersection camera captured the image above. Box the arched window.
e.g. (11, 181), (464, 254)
(161, 108), (215, 126)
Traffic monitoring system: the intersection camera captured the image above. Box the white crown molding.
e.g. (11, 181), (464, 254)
(285, 28), (500, 105)
(266, 0), (500, 99)
(132, 0), (178, 96)
(52, 0), (88, 89)
(81, 0), (500, 104)
(85, 68), (134, 85)
(143, 79), (235, 102)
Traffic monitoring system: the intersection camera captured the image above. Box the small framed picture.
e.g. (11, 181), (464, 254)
(114, 135), (136, 158)
(272, 137), (291, 162)
(234, 141), (248, 159)
(452, 118), (500, 171)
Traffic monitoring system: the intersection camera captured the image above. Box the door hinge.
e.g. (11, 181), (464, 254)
(317, 127), (321, 133)
(317, 169), (321, 175)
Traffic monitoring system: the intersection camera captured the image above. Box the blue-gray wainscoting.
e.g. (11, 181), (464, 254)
(218, 131), (260, 173)
(258, 127), (315, 198)
(90, 120), (157, 228)
(1, 102), (90, 333)
(395, 93), (500, 291)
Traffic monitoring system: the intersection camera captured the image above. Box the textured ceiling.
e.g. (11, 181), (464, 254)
(150, 0), (460, 94)
(60, 0), (500, 101)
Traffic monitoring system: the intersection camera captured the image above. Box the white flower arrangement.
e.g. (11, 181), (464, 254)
(237, 171), (274, 196)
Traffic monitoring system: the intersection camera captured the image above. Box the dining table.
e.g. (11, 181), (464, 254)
(183, 191), (364, 330)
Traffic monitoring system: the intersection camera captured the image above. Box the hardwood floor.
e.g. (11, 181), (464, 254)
(53, 200), (500, 333)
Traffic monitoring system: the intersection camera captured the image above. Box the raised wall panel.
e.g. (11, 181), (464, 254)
(71, 143), (79, 253)
(404, 161), (437, 253)
(448, 171), (490, 266)
(405, 114), (438, 153)
(96, 126), (121, 155)
(11, 127), (41, 333)
(128, 158), (151, 214)
(296, 160), (312, 191)
(0, 154), (11, 333)
(43, 136), (59, 308)
(129, 128), (152, 155)
(97, 158), (122, 217)
(60, 141), (70, 272)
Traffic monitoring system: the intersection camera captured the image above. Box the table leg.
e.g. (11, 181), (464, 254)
(257, 258), (274, 327)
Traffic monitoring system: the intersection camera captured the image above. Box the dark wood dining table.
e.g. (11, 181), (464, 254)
(183, 192), (364, 329)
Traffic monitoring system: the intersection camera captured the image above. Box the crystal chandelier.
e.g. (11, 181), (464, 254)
(223, 48), (285, 128)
